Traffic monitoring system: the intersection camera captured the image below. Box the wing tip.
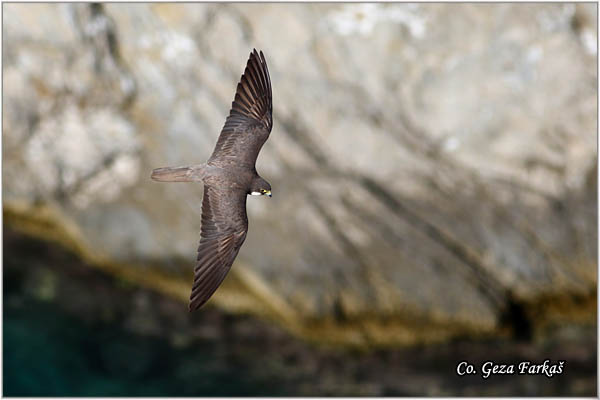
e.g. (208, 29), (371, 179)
(189, 289), (209, 312)
(188, 300), (201, 312)
(249, 48), (267, 68)
(229, 48), (272, 126)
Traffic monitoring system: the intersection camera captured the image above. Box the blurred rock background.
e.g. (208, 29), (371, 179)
(3, 1), (597, 380)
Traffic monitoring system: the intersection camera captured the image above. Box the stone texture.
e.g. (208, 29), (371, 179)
(3, 3), (597, 345)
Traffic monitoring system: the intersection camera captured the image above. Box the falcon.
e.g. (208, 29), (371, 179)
(151, 49), (273, 311)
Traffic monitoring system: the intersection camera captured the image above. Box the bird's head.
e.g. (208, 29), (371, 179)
(250, 177), (272, 197)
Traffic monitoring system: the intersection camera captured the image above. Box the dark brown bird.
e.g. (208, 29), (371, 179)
(151, 49), (273, 311)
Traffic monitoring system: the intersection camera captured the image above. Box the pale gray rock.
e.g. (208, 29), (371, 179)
(3, 3), (596, 344)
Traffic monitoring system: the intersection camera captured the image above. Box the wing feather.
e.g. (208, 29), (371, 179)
(208, 49), (272, 168)
(189, 185), (248, 311)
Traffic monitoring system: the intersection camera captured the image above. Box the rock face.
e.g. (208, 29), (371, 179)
(3, 3), (597, 345)
(5, 227), (596, 396)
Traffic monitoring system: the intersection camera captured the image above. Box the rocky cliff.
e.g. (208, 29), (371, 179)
(3, 3), (597, 346)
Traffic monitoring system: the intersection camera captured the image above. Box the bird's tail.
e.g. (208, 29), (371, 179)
(151, 166), (197, 182)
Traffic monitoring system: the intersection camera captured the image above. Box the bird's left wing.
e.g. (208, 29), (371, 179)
(189, 185), (248, 311)
(208, 49), (272, 168)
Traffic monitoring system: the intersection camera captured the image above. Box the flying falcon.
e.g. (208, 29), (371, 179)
(151, 49), (273, 311)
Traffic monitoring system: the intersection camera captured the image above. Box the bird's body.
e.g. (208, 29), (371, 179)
(151, 49), (273, 311)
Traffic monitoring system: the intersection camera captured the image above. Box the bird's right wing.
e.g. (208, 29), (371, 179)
(189, 185), (248, 311)
(208, 49), (272, 168)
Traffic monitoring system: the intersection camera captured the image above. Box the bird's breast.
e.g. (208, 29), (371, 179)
(204, 166), (254, 192)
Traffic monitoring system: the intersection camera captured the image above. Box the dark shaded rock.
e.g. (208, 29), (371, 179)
(3, 228), (596, 396)
(2, 3), (597, 345)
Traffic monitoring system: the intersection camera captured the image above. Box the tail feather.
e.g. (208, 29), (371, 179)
(151, 166), (196, 182)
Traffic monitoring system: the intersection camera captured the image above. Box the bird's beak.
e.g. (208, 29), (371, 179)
(266, 190), (272, 197)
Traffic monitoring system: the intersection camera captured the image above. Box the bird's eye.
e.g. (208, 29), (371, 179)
(261, 189), (266, 193)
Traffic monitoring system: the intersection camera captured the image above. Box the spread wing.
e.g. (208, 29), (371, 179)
(189, 185), (248, 311)
(208, 49), (272, 168)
